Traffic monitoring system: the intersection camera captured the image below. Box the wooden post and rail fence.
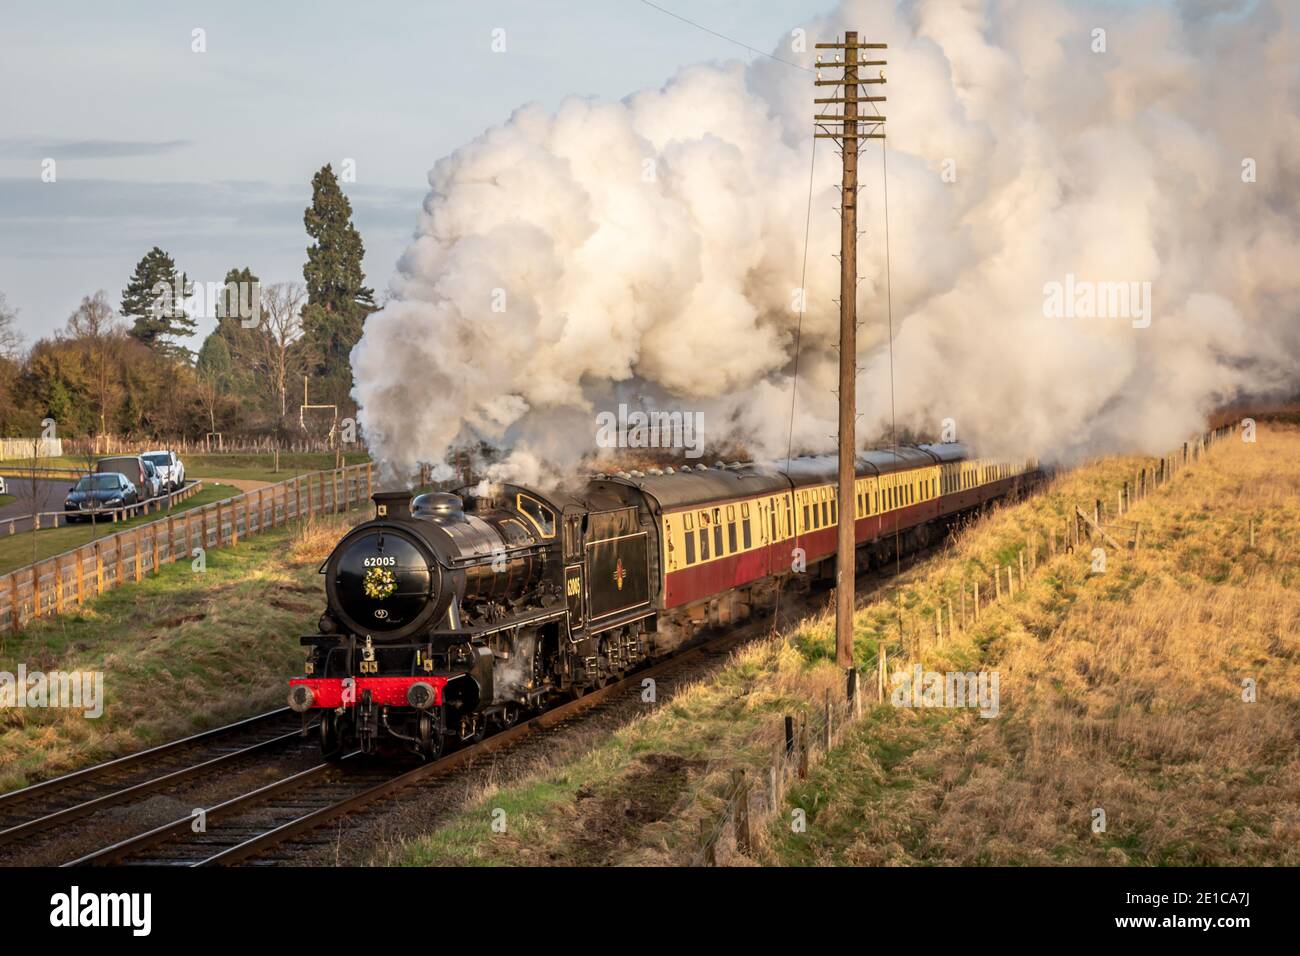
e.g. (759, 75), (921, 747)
(0, 461), (375, 634)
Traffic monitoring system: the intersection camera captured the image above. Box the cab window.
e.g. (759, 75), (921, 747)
(516, 494), (556, 537)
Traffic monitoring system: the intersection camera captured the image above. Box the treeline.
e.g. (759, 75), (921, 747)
(0, 165), (375, 443)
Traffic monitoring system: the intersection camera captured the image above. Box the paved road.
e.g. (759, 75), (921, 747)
(0, 476), (72, 532)
(0, 475), (195, 534)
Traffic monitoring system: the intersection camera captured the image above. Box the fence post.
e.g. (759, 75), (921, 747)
(32, 564), (40, 620)
(697, 820), (714, 865)
(54, 560), (63, 614)
(151, 523), (159, 573)
(733, 770), (751, 855)
(8, 573), (18, 633)
(94, 541), (104, 595)
(75, 549), (85, 605)
(133, 530), (142, 582)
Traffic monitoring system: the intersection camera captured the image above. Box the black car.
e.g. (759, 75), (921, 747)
(64, 473), (139, 522)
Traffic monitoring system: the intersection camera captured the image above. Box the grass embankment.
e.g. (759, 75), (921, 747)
(0, 484), (235, 576)
(766, 429), (1299, 866)
(391, 427), (1298, 866)
(0, 451), (370, 485)
(0, 513), (358, 793)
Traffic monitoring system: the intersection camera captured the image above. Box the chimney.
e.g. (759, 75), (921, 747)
(372, 489), (412, 519)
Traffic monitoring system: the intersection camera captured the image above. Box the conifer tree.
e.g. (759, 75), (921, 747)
(121, 247), (196, 360)
(300, 165), (374, 407)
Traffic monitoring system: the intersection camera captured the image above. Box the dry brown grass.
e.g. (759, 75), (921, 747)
(394, 425), (1299, 867)
(0, 512), (368, 793)
(767, 425), (1300, 865)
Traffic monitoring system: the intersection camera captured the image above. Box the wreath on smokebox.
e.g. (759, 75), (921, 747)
(363, 566), (397, 600)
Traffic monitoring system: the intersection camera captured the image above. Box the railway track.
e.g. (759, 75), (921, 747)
(18, 537), (947, 867)
(0, 708), (309, 850)
(68, 628), (759, 867)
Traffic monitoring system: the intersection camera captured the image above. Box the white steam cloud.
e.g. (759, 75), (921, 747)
(352, 0), (1300, 484)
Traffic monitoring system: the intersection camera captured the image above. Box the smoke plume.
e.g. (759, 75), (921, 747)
(352, 0), (1300, 484)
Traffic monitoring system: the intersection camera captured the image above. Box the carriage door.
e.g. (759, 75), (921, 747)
(564, 514), (585, 629)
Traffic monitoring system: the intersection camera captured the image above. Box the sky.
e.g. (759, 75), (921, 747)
(0, 0), (843, 345)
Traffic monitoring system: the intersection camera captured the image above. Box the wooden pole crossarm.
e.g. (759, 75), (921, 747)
(814, 78), (887, 85)
(815, 41), (888, 48)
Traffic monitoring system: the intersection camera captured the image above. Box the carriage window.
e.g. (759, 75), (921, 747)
(728, 521), (737, 552)
(699, 528), (710, 560)
(714, 524), (724, 556)
(516, 494), (556, 537)
(684, 512), (694, 530)
(822, 500), (830, 525)
(803, 503), (810, 529)
(684, 530), (696, 564)
(742, 518), (752, 549)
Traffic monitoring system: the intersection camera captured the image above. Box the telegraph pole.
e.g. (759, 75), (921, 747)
(814, 32), (886, 692)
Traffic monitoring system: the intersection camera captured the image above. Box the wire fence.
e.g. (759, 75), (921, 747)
(686, 423), (1237, 866)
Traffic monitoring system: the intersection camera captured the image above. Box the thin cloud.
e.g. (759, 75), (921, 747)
(0, 138), (191, 159)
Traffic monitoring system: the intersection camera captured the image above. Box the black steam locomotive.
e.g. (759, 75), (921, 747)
(289, 446), (1041, 757)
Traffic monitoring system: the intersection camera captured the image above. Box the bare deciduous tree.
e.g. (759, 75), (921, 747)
(255, 282), (306, 425)
(65, 292), (125, 450)
(0, 292), (23, 360)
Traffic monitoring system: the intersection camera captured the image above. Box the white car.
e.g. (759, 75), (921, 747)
(0, 475), (6, 495)
(141, 450), (185, 493)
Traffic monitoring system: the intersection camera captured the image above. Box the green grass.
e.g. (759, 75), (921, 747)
(0, 495), (13, 508)
(0, 514), (353, 793)
(0, 484), (236, 576)
(1, 451), (370, 485)
(389, 636), (843, 867)
(186, 451), (371, 484)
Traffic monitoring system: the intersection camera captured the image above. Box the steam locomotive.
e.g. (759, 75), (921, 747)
(288, 444), (1041, 757)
